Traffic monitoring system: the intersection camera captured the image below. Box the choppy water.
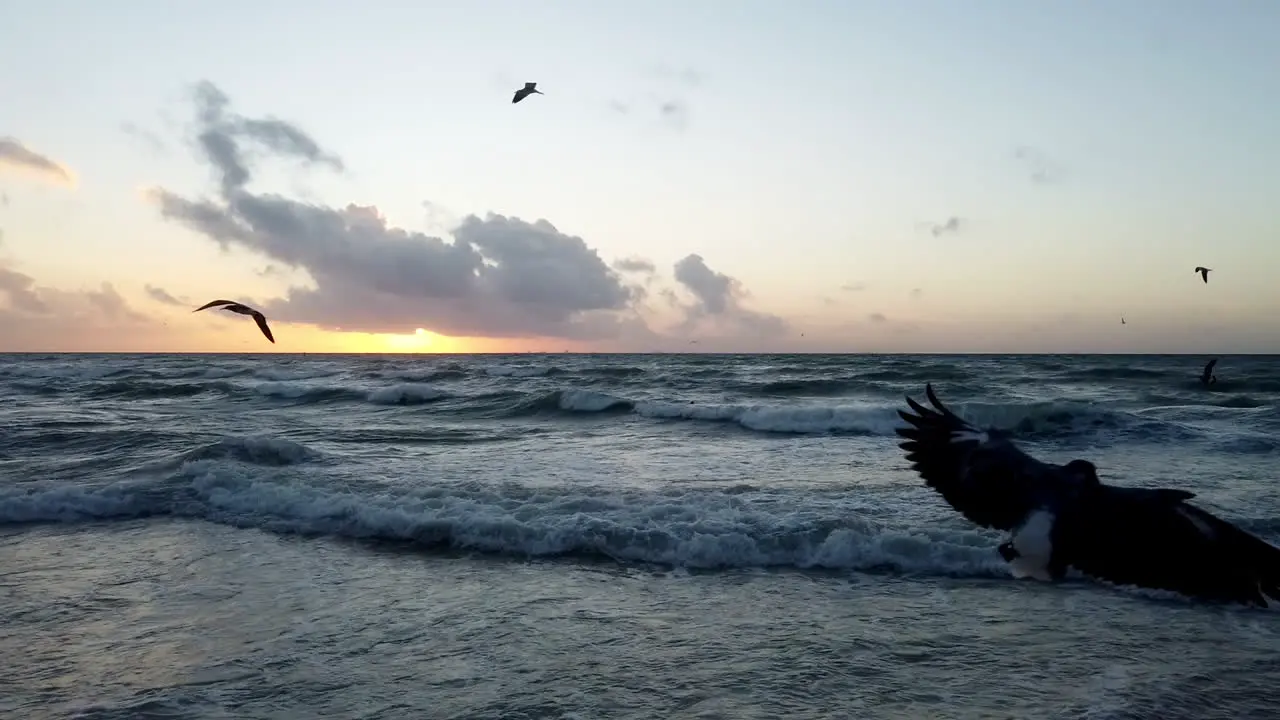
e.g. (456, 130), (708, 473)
(3, 353), (1279, 719)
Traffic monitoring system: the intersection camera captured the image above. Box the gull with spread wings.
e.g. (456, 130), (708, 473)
(896, 384), (1280, 607)
(193, 300), (275, 344)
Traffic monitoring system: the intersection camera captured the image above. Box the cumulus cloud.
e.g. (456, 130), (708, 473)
(153, 81), (772, 344)
(0, 138), (75, 186)
(671, 253), (788, 337)
(0, 263), (151, 349)
(145, 284), (188, 307)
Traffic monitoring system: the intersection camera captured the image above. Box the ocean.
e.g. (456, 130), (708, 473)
(2, 352), (1279, 719)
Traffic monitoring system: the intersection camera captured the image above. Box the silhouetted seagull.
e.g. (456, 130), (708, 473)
(1194, 266), (1212, 284)
(512, 82), (544, 104)
(896, 383), (1280, 606)
(194, 300), (275, 344)
(1200, 358), (1218, 386)
(1121, 317), (1126, 325)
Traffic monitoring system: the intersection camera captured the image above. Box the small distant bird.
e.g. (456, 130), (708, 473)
(1200, 358), (1218, 386)
(193, 299), (275, 344)
(1121, 317), (1126, 325)
(512, 82), (544, 104)
(1194, 266), (1212, 284)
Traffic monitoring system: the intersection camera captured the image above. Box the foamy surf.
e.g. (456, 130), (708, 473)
(0, 463), (1013, 578)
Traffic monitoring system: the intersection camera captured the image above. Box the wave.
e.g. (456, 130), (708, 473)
(490, 388), (1201, 441)
(0, 462), (1013, 578)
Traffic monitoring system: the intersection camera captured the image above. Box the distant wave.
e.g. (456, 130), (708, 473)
(0, 381), (1263, 447)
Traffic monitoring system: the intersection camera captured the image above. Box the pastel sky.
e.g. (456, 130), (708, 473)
(2, 0), (1278, 354)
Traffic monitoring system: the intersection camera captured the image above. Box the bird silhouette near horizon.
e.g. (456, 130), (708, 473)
(512, 82), (544, 104)
(1200, 358), (1218, 386)
(193, 300), (275, 344)
(1194, 266), (1212, 283)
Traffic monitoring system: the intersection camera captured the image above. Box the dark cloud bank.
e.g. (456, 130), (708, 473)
(149, 81), (788, 347)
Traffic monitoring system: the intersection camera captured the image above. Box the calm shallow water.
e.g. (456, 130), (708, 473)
(3, 353), (1280, 718)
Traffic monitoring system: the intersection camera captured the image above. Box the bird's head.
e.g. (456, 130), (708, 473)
(1064, 459), (1100, 486)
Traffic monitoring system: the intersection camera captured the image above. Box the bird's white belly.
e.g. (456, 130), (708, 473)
(1008, 509), (1056, 582)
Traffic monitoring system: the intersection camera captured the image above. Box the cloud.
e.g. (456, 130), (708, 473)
(651, 65), (704, 88)
(658, 101), (690, 131)
(910, 288), (923, 300)
(145, 284), (188, 307)
(820, 295), (839, 307)
(672, 253), (788, 337)
(1013, 145), (1064, 184)
(120, 122), (168, 155)
(0, 138), (75, 186)
(612, 257), (656, 275)
(0, 263), (151, 349)
(868, 312), (887, 323)
(148, 81), (666, 342)
(841, 282), (867, 292)
(607, 65), (702, 131)
(147, 80), (789, 349)
(929, 216), (964, 237)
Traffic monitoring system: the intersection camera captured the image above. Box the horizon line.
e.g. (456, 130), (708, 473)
(0, 351), (1264, 357)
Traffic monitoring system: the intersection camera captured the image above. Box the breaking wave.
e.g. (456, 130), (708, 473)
(0, 456), (1012, 578)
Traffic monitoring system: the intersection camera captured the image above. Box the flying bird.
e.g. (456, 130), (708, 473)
(1200, 358), (1218, 386)
(895, 384), (1280, 607)
(1194, 266), (1211, 283)
(1121, 317), (1126, 325)
(512, 82), (544, 104)
(193, 300), (275, 344)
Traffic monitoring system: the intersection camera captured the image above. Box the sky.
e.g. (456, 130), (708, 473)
(1, 0), (1278, 354)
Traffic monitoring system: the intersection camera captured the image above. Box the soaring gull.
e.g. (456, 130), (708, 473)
(194, 300), (276, 344)
(896, 384), (1280, 607)
(1194, 266), (1211, 284)
(512, 82), (544, 104)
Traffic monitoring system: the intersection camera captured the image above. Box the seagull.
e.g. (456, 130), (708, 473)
(512, 82), (544, 104)
(1194, 266), (1211, 284)
(193, 299), (275, 344)
(895, 383), (1280, 606)
(1121, 317), (1126, 325)
(1200, 358), (1218, 386)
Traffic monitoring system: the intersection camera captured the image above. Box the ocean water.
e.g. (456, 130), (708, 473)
(2, 352), (1279, 720)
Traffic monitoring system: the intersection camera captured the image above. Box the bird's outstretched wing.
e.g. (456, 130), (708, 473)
(252, 312), (275, 343)
(1053, 487), (1280, 607)
(193, 299), (239, 313)
(1204, 358), (1218, 375)
(896, 384), (1077, 531)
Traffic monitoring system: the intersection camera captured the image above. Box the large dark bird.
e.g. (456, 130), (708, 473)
(194, 300), (275, 344)
(1200, 358), (1218, 386)
(512, 82), (544, 104)
(1194, 266), (1211, 283)
(895, 384), (1280, 607)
